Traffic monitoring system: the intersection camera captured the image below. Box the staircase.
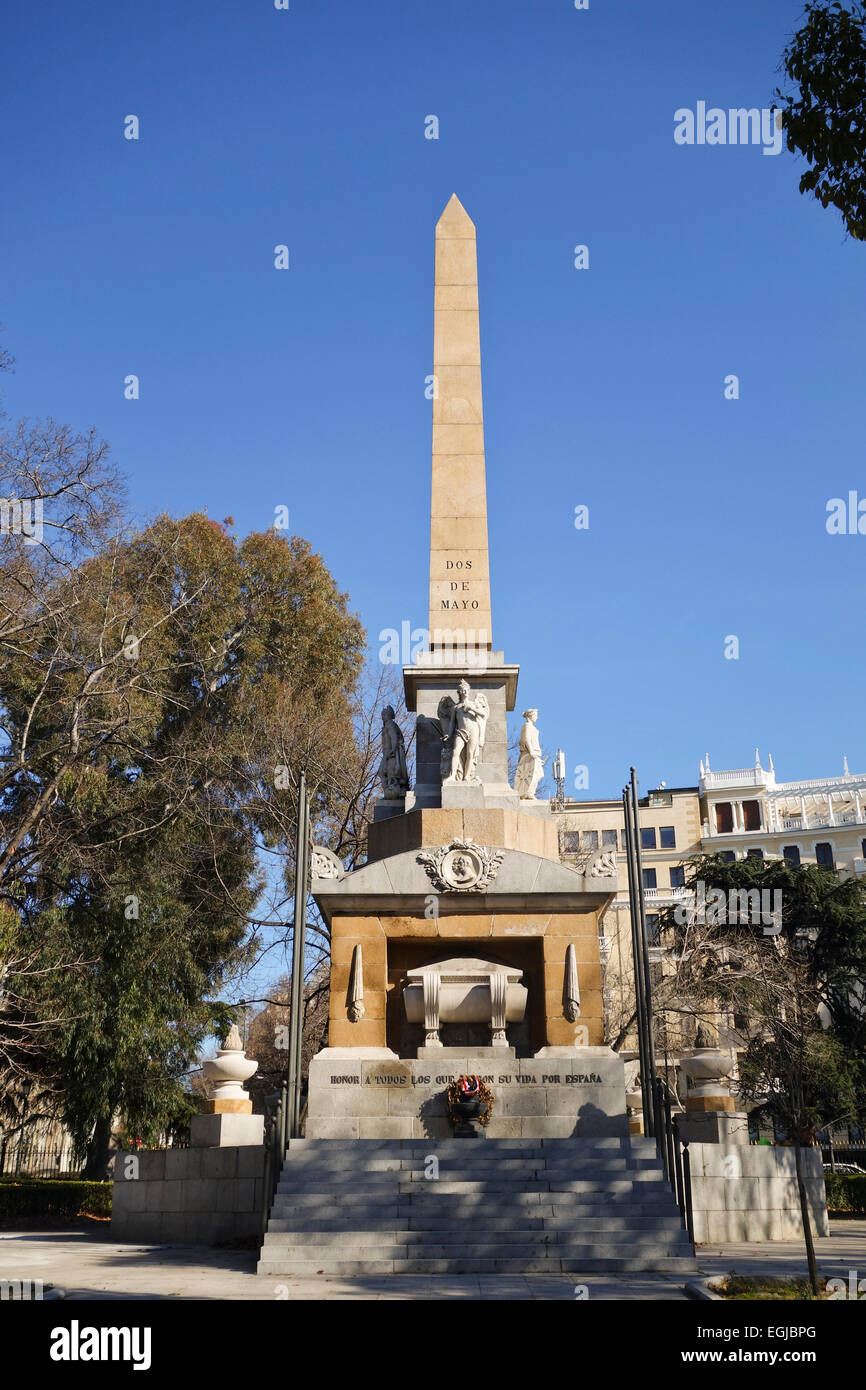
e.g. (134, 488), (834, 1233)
(257, 1136), (697, 1276)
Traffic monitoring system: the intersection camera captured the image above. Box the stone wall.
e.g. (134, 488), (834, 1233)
(305, 1048), (627, 1140)
(110, 1146), (267, 1245)
(688, 1143), (828, 1243)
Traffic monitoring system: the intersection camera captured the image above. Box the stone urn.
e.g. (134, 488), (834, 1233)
(201, 1024), (259, 1114)
(680, 1044), (734, 1115)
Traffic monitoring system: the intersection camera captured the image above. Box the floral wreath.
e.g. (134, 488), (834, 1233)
(445, 1073), (495, 1126)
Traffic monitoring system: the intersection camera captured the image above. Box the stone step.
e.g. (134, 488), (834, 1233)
(263, 1215), (687, 1235)
(287, 1137), (648, 1149)
(257, 1256), (698, 1276)
(273, 1177), (661, 1195)
(271, 1194), (681, 1213)
(260, 1242), (695, 1263)
(277, 1162), (662, 1180)
(262, 1229), (693, 1250)
(261, 1136), (693, 1277)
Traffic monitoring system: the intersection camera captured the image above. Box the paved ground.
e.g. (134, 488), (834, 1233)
(1, 1222), (863, 1300)
(698, 1219), (866, 1285)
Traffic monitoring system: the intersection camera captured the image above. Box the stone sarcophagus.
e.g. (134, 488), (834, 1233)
(403, 957), (527, 1049)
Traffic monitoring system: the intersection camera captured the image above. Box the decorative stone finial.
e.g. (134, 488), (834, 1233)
(563, 943), (581, 1023)
(348, 944), (366, 1023)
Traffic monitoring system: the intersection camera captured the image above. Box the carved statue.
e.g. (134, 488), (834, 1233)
(439, 679), (489, 785)
(377, 705), (410, 799)
(514, 708), (545, 799)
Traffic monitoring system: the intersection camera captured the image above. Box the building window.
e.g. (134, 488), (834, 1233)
(642, 868), (657, 890)
(816, 842), (835, 870)
(733, 1012), (749, 1032)
(602, 829), (618, 847)
(584, 830), (599, 851)
(719, 851), (736, 862)
(562, 831), (580, 853)
(742, 800), (761, 831)
(646, 914), (660, 944)
(669, 865), (686, 888)
(715, 802), (733, 834)
(739, 800), (761, 828)
(746, 848), (764, 860)
(659, 826), (676, 849)
(641, 827), (656, 850)
(783, 845), (801, 866)
(862, 838), (866, 858)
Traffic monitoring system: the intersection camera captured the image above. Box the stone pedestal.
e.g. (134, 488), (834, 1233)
(676, 1110), (750, 1146)
(305, 1045), (627, 1140)
(405, 654), (520, 811)
(190, 1113), (265, 1148)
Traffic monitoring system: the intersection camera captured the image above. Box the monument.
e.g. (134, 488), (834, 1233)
(303, 195), (629, 1140)
(256, 196), (703, 1275)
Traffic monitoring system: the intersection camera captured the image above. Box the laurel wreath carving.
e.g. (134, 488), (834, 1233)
(417, 837), (506, 893)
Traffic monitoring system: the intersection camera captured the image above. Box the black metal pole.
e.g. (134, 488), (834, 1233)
(663, 1078), (676, 1186)
(630, 767), (663, 1146)
(286, 771), (309, 1140)
(673, 1115), (686, 1222)
(623, 787), (652, 1136)
(682, 1140), (695, 1245)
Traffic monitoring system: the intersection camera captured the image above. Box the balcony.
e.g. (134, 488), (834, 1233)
(611, 887), (693, 908)
(701, 766), (774, 792)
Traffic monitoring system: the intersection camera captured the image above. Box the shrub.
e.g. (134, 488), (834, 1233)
(0, 1179), (111, 1225)
(824, 1173), (866, 1216)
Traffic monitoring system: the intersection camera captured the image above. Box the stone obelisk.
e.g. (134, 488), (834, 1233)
(403, 195), (518, 811)
(429, 194), (492, 655)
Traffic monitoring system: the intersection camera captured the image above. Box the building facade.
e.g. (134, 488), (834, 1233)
(556, 754), (866, 1116)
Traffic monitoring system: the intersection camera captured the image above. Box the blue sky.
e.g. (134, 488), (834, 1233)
(2, 0), (864, 805)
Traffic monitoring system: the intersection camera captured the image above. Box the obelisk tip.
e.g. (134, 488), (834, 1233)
(436, 193), (475, 235)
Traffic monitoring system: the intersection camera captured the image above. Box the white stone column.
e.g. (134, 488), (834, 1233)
(800, 796), (808, 828)
(490, 972), (508, 1047)
(422, 971), (442, 1048)
(855, 791), (863, 823)
(828, 792), (836, 826)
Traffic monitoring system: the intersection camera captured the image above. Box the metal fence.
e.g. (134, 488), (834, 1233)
(816, 1133), (866, 1171)
(261, 1084), (288, 1235)
(0, 1139), (83, 1179)
(652, 1078), (695, 1244)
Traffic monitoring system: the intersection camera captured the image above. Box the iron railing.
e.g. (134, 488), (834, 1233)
(0, 1139), (83, 1179)
(651, 1077), (694, 1244)
(261, 1084), (288, 1234)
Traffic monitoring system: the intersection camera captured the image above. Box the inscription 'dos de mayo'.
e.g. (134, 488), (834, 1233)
(328, 1072), (604, 1087)
(440, 557), (480, 611)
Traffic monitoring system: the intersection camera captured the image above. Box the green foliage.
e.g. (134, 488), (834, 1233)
(776, 2), (866, 239)
(659, 853), (866, 1139)
(0, 1179), (111, 1224)
(824, 1171), (866, 1212)
(717, 1272), (827, 1300)
(1, 508), (366, 1170)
